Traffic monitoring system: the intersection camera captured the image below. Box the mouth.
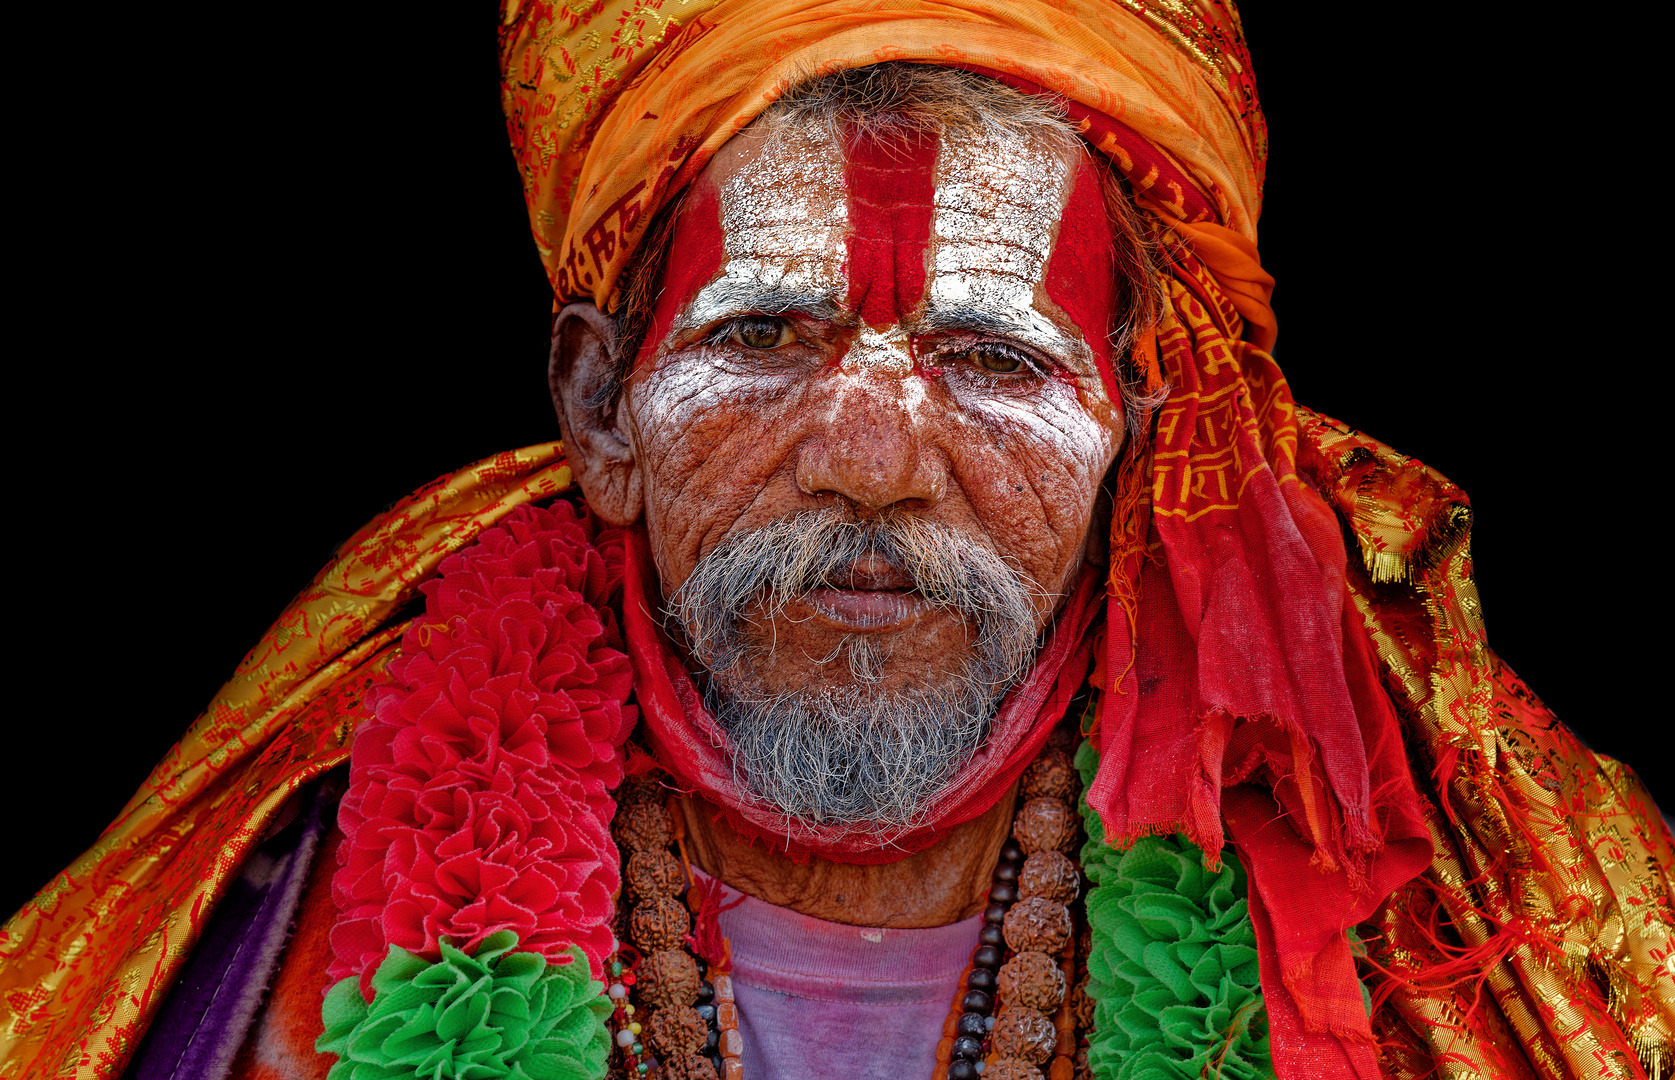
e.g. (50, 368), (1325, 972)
(801, 555), (929, 632)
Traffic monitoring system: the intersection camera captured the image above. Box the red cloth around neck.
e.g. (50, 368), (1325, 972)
(621, 523), (1099, 864)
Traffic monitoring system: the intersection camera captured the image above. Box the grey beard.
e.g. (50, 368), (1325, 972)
(668, 510), (1044, 832)
(705, 674), (1000, 833)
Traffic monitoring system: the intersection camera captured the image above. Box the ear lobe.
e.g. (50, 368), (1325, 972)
(549, 301), (644, 527)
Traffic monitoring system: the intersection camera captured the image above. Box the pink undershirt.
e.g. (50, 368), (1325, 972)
(696, 870), (980, 1079)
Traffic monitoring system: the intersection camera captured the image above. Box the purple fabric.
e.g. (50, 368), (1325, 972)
(122, 775), (339, 1080)
(701, 871), (979, 1080)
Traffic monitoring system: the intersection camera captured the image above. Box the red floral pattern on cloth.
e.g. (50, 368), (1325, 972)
(327, 501), (636, 996)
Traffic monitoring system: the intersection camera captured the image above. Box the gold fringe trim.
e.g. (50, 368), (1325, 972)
(1357, 502), (1473, 586)
(1365, 547), (1411, 585)
(1633, 1033), (1672, 1080)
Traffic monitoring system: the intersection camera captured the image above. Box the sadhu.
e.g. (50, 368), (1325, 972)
(3, 3), (1669, 1080)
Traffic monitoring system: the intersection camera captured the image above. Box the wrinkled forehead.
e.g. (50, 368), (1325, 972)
(640, 123), (1116, 378)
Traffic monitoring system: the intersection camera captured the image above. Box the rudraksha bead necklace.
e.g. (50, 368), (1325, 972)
(937, 738), (1085, 1080)
(607, 731), (1090, 1080)
(608, 776), (725, 1080)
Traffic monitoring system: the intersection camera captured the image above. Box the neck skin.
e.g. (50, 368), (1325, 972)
(675, 783), (1019, 927)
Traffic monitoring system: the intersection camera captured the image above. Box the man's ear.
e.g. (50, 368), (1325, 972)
(549, 301), (644, 527)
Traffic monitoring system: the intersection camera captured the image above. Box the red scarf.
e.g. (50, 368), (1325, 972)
(1084, 274), (1432, 1076)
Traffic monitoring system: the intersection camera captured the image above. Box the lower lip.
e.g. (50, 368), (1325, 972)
(804, 588), (928, 630)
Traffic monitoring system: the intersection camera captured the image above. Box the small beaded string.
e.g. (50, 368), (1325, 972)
(937, 835), (1023, 1079)
(609, 725), (1089, 1080)
(605, 948), (649, 1074)
(937, 957), (979, 1068)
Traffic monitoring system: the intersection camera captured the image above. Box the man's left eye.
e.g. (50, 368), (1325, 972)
(970, 347), (1033, 375)
(729, 317), (797, 350)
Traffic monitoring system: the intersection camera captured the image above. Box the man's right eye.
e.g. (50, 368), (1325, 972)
(728, 317), (796, 350)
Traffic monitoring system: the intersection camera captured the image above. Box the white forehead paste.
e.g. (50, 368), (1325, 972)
(928, 132), (1077, 354)
(682, 134), (849, 332)
(848, 325), (914, 374)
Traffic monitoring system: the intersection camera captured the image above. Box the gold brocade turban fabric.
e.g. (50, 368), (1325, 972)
(499, 0), (1274, 332)
(1, 3), (1671, 1079)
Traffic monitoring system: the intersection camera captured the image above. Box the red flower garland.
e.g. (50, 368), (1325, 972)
(328, 502), (636, 996)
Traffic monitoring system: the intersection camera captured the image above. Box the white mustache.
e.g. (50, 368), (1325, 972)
(669, 508), (1043, 684)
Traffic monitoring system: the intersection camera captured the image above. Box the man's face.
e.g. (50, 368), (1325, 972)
(609, 121), (1123, 825)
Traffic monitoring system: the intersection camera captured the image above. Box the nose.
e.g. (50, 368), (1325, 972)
(795, 372), (948, 512)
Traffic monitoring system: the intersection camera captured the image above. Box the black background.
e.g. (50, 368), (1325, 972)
(8, 5), (1663, 916)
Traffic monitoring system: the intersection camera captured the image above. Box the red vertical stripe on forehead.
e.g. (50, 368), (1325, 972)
(636, 179), (725, 368)
(1045, 159), (1118, 397)
(843, 131), (938, 329)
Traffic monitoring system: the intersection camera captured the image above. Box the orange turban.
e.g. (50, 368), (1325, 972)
(497, 0), (1274, 343)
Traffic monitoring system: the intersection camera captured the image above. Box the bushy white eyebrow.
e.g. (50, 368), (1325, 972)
(915, 304), (1088, 365)
(685, 285), (846, 334)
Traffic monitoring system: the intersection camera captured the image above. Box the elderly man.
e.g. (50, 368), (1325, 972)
(4, 4), (1670, 1080)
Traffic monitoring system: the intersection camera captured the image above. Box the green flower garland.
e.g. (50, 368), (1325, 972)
(317, 931), (612, 1080)
(1075, 741), (1274, 1080)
